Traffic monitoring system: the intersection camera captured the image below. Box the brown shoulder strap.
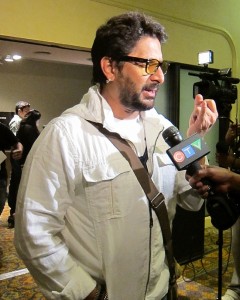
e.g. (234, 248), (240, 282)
(87, 120), (176, 284)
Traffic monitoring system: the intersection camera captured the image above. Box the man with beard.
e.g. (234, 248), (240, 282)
(14, 12), (218, 300)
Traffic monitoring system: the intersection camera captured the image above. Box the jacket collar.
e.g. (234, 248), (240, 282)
(63, 85), (165, 146)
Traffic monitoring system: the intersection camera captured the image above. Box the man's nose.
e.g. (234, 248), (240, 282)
(149, 67), (165, 84)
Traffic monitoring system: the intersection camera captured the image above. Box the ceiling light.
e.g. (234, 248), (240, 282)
(13, 54), (22, 60)
(4, 55), (14, 62)
(3, 54), (22, 62)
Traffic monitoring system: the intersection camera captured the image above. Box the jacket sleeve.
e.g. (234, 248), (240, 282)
(176, 169), (204, 211)
(14, 122), (96, 300)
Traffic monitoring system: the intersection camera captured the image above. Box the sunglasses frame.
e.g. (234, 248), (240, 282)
(117, 56), (170, 75)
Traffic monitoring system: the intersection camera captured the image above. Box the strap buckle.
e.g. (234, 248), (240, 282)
(150, 192), (165, 209)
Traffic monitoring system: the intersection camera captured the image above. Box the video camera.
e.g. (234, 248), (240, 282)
(189, 68), (239, 103)
(189, 50), (240, 117)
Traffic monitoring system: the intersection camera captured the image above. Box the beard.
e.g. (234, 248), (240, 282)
(118, 76), (159, 112)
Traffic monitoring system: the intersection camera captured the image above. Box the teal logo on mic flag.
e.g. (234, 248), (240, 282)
(191, 139), (202, 150)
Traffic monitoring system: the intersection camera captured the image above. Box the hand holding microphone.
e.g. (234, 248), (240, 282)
(162, 125), (240, 230)
(162, 125), (210, 175)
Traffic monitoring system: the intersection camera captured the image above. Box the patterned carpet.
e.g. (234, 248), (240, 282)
(177, 224), (233, 299)
(0, 206), (46, 300)
(0, 205), (234, 299)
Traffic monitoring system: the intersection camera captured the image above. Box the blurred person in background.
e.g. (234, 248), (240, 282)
(0, 122), (22, 266)
(16, 109), (41, 167)
(8, 109), (41, 228)
(9, 101), (31, 135)
(190, 122), (240, 300)
(0, 122), (23, 216)
(8, 101), (30, 228)
(216, 122), (240, 300)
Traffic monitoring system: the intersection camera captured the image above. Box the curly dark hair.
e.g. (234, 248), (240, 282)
(91, 11), (168, 86)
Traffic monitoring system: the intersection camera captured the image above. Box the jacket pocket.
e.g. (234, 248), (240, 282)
(83, 156), (136, 222)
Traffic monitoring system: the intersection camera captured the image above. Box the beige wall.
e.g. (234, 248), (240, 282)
(0, 0), (239, 117)
(0, 60), (92, 127)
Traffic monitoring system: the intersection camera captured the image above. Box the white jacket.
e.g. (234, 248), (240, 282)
(14, 86), (202, 300)
(9, 114), (22, 135)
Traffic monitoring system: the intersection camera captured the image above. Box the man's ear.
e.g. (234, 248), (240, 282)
(100, 57), (116, 82)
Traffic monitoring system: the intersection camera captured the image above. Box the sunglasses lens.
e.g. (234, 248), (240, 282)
(147, 60), (159, 74)
(147, 60), (169, 75)
(161, 61), (169, 75)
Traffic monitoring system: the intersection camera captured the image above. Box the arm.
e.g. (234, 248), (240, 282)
(14, 124), (97, 299)
(187, 165), (240, 196)
(11, 142), (23, 160)
(0, 122), (22, 160)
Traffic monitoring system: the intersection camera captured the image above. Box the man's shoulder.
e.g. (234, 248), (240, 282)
(46, 113), (85, 134)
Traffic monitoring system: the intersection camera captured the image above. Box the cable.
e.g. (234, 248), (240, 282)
(200, 228), (232, 278)
(180, 227), (233, 282)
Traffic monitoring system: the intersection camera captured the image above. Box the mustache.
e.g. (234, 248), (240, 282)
(142, 83), (160, 92)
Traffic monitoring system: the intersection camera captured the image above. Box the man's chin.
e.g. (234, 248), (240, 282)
(128, 98), (155, 111)
(142, 98), (155, 109)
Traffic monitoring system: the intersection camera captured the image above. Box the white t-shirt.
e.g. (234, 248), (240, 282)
(112, 116), (146, 157)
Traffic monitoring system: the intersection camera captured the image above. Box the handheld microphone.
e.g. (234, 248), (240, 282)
(162, 126), (210, 176)
(162, 125), (240, 230)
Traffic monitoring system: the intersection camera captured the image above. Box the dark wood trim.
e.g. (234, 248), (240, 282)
(168, 63), (180, 127)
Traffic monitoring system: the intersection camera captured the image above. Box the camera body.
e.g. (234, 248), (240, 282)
(193, 79), (237, 104)
(189, 68), (239, 117)
(206, 191), (240, 230)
